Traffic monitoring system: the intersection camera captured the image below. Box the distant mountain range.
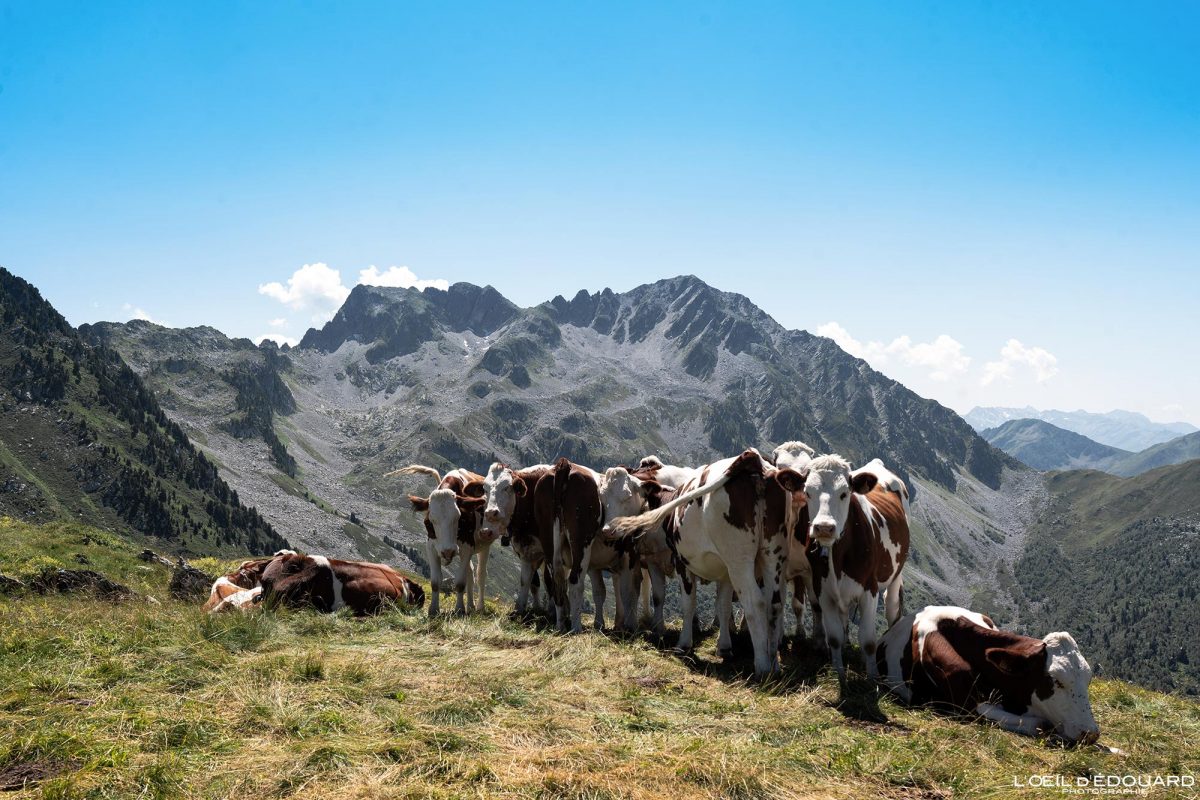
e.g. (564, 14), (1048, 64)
(965, 406), (1196, 452)
(982, 418), (1200, 477)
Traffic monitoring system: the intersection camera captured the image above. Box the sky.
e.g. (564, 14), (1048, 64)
(2, 2), (1198, 423)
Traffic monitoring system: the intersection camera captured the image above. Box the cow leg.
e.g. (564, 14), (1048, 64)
(677, 573), (698, 652)
(976, 703), (1046, 738)
(617, 562), (638, 633)
(454, 544), (473, 615)
(858, 590), (880, 679)
(730, 567), (777, 677)
(474, 542), (491, 613)
(715, 581), (734, 657)
(551, 520), (570, 632)
(639, 567), (651, 624)
(765, 552), (786, 659)
(884, 573), (904, 627)
(426, 540), (442, 617)
(820, 595), (848, 688)
(649, 565), (666, 639)
(589, 569), (607, 631)
(516, 558), (533, 615)
(790, 577), (806, 639)
(568, 544), (592, 634)
(809, 585), (827, 652)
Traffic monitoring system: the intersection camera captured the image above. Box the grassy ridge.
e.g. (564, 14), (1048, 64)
(2, 520), (1198, 799)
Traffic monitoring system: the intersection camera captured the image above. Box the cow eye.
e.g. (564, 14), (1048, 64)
(1054, 679), (1065, 689)
(840, 492), (848, 500)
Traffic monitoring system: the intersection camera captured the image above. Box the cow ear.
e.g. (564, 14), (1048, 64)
(985, 644), (1045, 675)
(512, 477), (527, 496)
(774, 468), (805, 494)
(460, 496), (486, 511)
(462, 480), (485, 498)
(851, 472), (878, 494)
(639, 479), (662, 498)
(408, 495), (430, 512)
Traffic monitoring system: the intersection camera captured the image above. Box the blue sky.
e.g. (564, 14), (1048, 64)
(2, 2), (1198, 422)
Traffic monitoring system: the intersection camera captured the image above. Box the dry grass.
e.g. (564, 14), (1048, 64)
(1, 520), (1198, 799)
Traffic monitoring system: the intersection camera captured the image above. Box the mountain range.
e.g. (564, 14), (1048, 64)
(965, 406), (1197, 451)
(2, 267), (1196, 693)
(982, 418), (1200, 477)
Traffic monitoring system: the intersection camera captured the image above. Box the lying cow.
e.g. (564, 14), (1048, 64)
(259, 553), (425, 614)
(802, 454), (909, 687)
(877, 606), (1100, 744)
(208, 585), (262, 613)
(606, 449), (805, 676)
(201, 549), (297, 613)
(479, 462), (554, 614)
(394, 465), (487, 616)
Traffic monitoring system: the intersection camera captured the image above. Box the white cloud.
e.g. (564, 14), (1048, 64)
(258, 263), (351, 319)
(123, 303), (168, 326)
(981, 339), (1059, 386)
(815, 322), (970, 382)
(255, 333), (300, 348)
(268, 318), (287, 328)
(359, 265), (450, 291)
(259, 263), (449, 324)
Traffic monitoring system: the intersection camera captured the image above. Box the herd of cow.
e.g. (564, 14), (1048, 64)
(201, 442), (1101, 745)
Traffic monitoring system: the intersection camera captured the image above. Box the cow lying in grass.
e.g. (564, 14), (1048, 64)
(877, 606), (1100, 744)
(259, 552), (425, 615)
(202, 549), (296, 613)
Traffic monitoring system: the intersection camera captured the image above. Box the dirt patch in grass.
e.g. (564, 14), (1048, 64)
(0, 758), (75, 791)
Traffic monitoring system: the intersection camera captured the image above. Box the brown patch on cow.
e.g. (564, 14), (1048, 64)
(721, 450), (765, 532)
(827, 485), (909, 593)
(909, 615), (1051, 715)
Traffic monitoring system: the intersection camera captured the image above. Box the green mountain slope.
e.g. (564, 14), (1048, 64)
(1110, 431), (1200, 477)
(0, 267), (287, 556)
(1015, 460), (1200, 694)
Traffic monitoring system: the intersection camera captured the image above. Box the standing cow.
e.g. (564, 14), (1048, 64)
(877, 606), (1100, 744)
(606, 450), (805, 677)
(801, 454), (909, 687)
(393, 465), (487, 616)
(478, 462), (554, 615)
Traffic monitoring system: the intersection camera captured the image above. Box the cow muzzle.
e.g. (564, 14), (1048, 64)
(811, 521), (836, 545)
(439, 548), (457, 563)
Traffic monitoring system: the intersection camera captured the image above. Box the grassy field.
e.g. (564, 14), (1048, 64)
(1, 520), (1198, 799)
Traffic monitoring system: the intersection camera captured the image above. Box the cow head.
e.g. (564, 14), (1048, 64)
(1019, 632), (1100, 744)
(801, 454), (877, 547)
(409, 489), (485, 563)
(771, 440), (815, 471)
(479, 463), (526, 542)
(259, 552), (319, 609)
(598, 467), (661, 524)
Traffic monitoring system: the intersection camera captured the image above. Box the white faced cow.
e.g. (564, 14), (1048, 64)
(596, 466), (674, 632)
(606, 450), (805, 677)
(877, 606), (1100, 744)
(801, 454), (909, 688)
(393, 465), (486, 616)
(478, 462), (553, 614)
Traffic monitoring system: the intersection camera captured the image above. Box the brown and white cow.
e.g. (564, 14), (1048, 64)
(595, 466), (675, 632)
(259, 553), (425, 614)
(801, 454), (909, 686)
(535, 458), (609, 633)
(877, 606), (1100, 744)
(478, 462), (554, 614)
(201, 549), (297, 613)
(394, 465), (487, 616)
(606, 450), (805, 676)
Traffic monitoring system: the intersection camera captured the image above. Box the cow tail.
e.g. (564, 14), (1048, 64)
(604, 469), (733, 541)
(552, 457), (572, 530)
(385, 464), (442, 484)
